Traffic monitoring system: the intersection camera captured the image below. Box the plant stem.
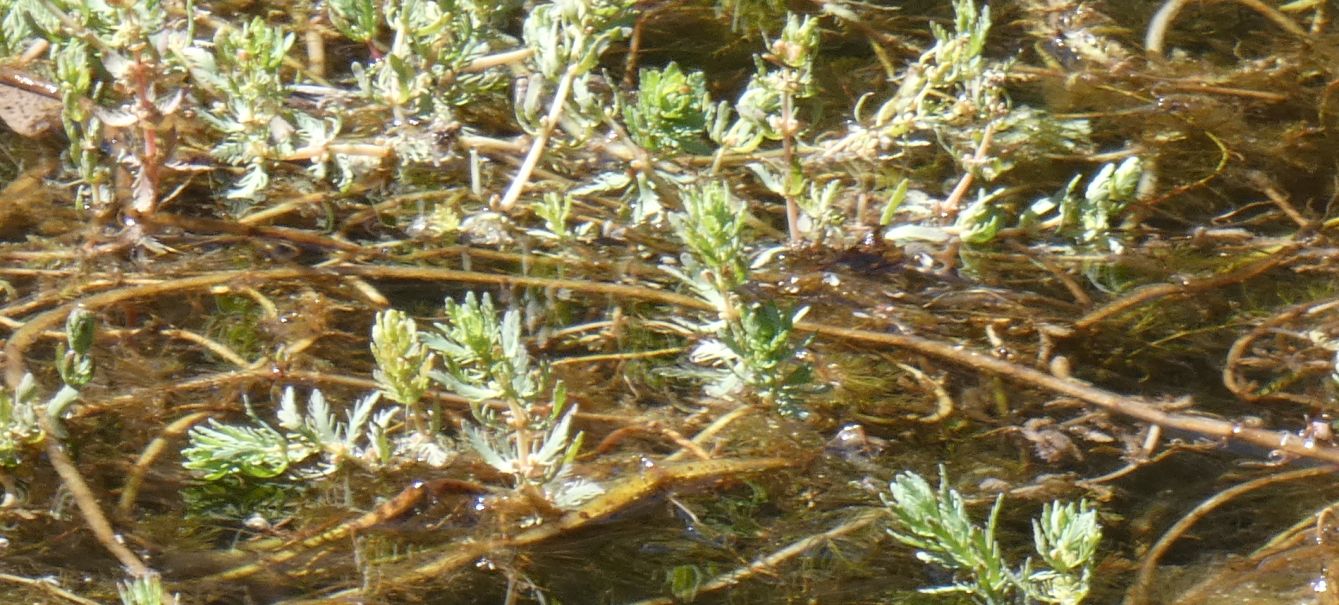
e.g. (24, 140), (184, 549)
(781, 91), (799, 243)
(39, 416), (153, 575)
(628, 508), (886, 605)
(498, 65), (579, 211)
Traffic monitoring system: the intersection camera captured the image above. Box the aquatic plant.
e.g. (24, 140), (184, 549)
(530, 191), (590, 241)
(424, 292), (600, 509)
(713, 301), (815, 417)
(623, 61), (714, 155)
(117, 574), (173, 605)
(665, 180), (819, 416)
(180, 292), (604, 513)
(714, 0), (788, 33)
(3, 0), (1335, 602)
(182, 387), (385, 480)
(0, 374), (42, 468)
(714, 14), (817, 156)
(195, 17), (297, 201)
(500, 0), (636, 210)
(998, 156), (1145, 252)
(883, 470), (1101, 605)
(0, 308), (95, 466)
(824, 0), (1000, 165)
(370, 308), (435, 430)
(671, 181), (749, 297)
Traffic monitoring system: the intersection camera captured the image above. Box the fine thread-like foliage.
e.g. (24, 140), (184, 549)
(882, 470), (1101, 604)
(182, 293), (601, 509)
(424, 292), (601, 508)
(0, 374), (43, 468)
(182, 387), (385, 480)
(663, 180), (820, 416)
(371, 308), (435, 427)
(118, 574), (173, 605)
(1, 308), (97, 465)
(884, 471), (1014, 602)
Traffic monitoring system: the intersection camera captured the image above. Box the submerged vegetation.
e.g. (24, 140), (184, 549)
(884, 469), (1100, 605)
(4, 0), (1339, 602)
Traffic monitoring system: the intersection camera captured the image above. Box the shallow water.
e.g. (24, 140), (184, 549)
(5, 0), (1339, 603)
